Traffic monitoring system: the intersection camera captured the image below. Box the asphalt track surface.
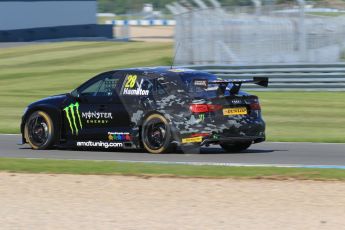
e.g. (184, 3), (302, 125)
(1, 135), (345, 167)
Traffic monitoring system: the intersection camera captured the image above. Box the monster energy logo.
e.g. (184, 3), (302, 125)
(63, 102), (83, 135)
(199, 113), (205, 121)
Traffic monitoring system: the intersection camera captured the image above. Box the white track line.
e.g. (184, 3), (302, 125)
(18, 158), (345, 170)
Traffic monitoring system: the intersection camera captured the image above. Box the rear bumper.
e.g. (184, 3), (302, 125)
(176, 118), (266, 146)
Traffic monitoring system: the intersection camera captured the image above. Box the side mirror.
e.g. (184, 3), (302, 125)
(68, 92), (83, 102)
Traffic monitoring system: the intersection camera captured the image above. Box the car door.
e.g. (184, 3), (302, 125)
(63, 71), (131, 142)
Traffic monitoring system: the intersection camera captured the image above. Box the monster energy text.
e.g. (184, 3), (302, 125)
(63, 102), (83, 135)
(82, 111), (113, 125)
(82, 111), (113, 120)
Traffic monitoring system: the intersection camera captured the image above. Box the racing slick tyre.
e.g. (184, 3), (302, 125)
(24, 111), (55, 150)
(220, 142), (252, 153)
(142, 113), (175, 154)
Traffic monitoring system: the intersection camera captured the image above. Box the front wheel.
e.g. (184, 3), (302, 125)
(141, 113), (175, 154)
(220, 142), (252, 153)
(24, 111), (55, 150)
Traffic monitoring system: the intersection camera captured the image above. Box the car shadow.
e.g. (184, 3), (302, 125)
(199, 147), (278, 154)
(19, 147), (32, 150)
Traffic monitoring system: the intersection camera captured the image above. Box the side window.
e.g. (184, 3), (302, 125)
(80, 80), (103, 96)
(96, 78), (119, 97)
(79, 72), (121, 101)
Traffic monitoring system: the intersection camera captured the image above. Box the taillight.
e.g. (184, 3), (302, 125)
(190, 133), (210, 137)
(207, 104), (223, 112)
(189, 104), (223, 113)
(189, 104), (209, 113)
(250, 103), (261, 110)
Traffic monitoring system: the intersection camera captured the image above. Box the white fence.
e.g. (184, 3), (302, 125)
(168, 1), (345, 65)
(183, 64), (345, 91)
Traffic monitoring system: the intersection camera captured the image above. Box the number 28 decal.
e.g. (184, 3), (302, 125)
(122, 74), (150, 96)
(124, 75), (137, 88)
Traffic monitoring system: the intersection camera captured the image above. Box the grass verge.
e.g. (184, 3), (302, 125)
(1, 158), (345, 181)
(252, 91), (345, 143)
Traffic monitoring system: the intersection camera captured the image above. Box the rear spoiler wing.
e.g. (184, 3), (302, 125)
(193, 77), (268, 95)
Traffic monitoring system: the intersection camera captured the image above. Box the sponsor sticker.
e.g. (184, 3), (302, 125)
(82, 111), (113, 125)
(82, 111), (113, 119)
(193, 79), (208, 88)
(63, 103), (114, 135)
(76, 141), (123, 149)
(182, 136), (203, 144)
(223, 107), (247, 116)
(108, 132), (132, 141)
(122, 74), (149, 96)
(198, 113), (205, 121)
(63, 102), (83, 135)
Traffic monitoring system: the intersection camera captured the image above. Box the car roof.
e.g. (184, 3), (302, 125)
(115, 66), (216, 80)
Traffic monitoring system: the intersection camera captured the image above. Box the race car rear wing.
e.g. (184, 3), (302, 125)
(193, 77), (268, 95)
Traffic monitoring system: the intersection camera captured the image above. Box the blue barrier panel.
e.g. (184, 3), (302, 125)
(0, 24), (113, 42)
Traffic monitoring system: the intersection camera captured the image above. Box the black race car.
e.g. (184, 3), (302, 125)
(21, 67), (268, 154)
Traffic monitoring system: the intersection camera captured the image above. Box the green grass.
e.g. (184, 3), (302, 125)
(1, 158), (345, 180)
(0, 41), (172, 133)
(0, 41), (344, 143)
(253, 91), (345, 143)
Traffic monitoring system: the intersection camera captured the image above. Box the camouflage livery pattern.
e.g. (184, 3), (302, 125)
(21, 67), (265, 151)
(116, 67), (265, 150)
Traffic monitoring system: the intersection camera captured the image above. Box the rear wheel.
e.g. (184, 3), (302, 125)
(142, 113), (175, 154)
(220, 142), (252, 153)
(24, 111), (55, 150)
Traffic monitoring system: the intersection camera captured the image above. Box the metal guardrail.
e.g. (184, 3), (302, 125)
(184, 64), (345, 91)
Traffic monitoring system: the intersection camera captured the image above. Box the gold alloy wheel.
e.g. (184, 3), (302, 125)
(142, 113), (172, 154)
(25, 111), (54, 150)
